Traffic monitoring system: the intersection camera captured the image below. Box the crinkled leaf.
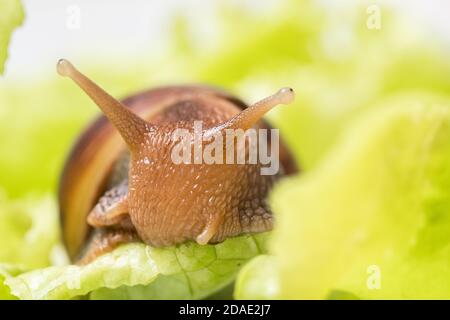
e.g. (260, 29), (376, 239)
(91, 234), (267, 300)
(0, 0), (24, 74)
(6, 233), (268, 300)
(6, 243), (158, 300)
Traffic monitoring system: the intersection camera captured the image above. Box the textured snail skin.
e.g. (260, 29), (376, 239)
(128, 121), (276, 247)
(57, 59), (297, 262)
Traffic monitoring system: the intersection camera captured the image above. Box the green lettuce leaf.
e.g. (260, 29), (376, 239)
(6, 233), (267, 300)
(0, 193), (61, 269)
(264, 94), (450, 299)
(0, 0), (24, 74)
(0, 264), (25, 300)
(234, 255), (361, 300)
(194, 1), (450, 171)
(234, 255), (279, 300)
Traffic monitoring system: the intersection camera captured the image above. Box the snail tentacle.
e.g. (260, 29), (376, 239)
(206, 87), (295, 135)
(57, 59), (152, 151)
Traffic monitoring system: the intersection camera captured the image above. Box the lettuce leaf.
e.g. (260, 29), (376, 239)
(0, 264), (25, 300)
(234, 255), (279, 300)
(193, 1), (450, 171)
(6, 233), (267, 300)
(0, 0), (24, 74)
(263, 94), (450, 299)
(0, 193), (60, 269)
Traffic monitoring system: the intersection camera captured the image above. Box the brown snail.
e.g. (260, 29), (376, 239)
(57, 59), (297, 263)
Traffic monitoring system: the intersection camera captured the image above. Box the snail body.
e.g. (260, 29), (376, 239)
(57, 60), (297, 262)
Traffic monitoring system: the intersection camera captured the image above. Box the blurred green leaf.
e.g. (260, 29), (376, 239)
(0, 193), (60, 269)
(0, 0), (24, 74)
(234, 255), (279, 300)
(269, 94), (450, 299)
(0, 264), (25, 299)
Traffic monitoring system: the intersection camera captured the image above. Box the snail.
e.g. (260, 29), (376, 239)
(57, 59), (297, 263)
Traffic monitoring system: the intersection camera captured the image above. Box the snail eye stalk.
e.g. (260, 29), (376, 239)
(57, 59), (151, 151)
(207, 87), (295, 135)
